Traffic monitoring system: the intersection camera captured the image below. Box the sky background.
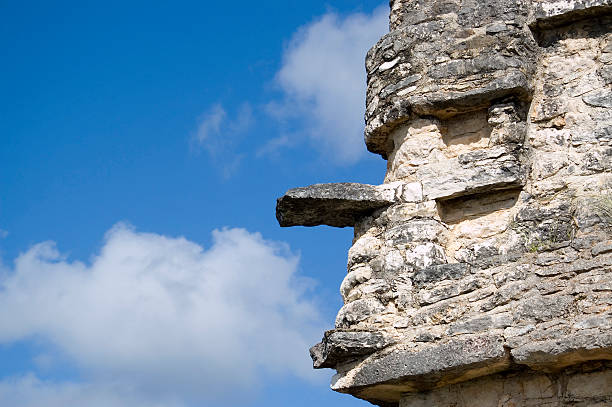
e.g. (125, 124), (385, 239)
(0, 1), (390, 406)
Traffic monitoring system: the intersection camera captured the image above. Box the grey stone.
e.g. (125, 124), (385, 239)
(310, 330), (394, 369)
(419, 148), (525, 200)
(599, 64), (612, 84)
(383, 219), (446, 245)
(413, 263), (471, 286)
(569, 255), (612, 273)
(417, 276), (487, 305)
(485, 22), (508, 34)
(275, 1), (612, 406)
(534, 247), (578, 266)
(530, 0), (612, 29)
(399, 364), (612, 407)
(448, 313), (513, 335)
(592, 241), (612, 256)
(583, 88), (612, 109)
(276, 183), (396, 227)
(515, 294), (573, 322)
(511, 332), (612, 371)
(380, 75), (422, 98)
(331, 335), (510, 404)
(363, 1), (537, 157)
(335, 298), (385, 328)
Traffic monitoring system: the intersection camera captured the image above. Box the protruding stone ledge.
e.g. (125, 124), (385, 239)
(276, 183), (398, 228)
(511, 331), (612, 371)
(364, 2), (537, 159)
(399, 362), (612, 407)
(310, 330), (395, 369)
(331, 334), (510, 405)
(365, 72), (533, 158)
(529, 0), (612, 29)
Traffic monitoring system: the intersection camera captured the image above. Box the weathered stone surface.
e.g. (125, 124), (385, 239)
(335, 298), (386, 328)
(412, 263), (471, 286)
(512, 331), (612, 371)
(276, 183), (397, 227)
(592, 240), (612, 256)
(331, 334), (510, 404)
(277, 1), (612, 406)
(530, 0), (612, 29)
(310, 330), (394, 369)
(365, 0), (537, 157)
(400, 362), (612, 407)
(583, 88), (612, 108)
(418, 146), (525, 200)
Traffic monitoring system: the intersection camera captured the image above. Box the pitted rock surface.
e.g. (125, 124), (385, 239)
(277, 1), (612, 406)
(276, 183), (398, 227)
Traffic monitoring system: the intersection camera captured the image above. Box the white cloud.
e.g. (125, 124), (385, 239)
(195, 103), (253, 152)
(0, 225), (325, 405)
(256, 135), (291, 158)
(0, 375), (181, 407)
(193, 103), (253, 177)
(195, 104), (226, 146)
(270, 6), (388, 164)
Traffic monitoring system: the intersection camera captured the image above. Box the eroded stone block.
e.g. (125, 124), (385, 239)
(310, 330), (394, 369)
(530, 0), (612, 29)
(276, 183), (398, 227)
(331, 334), (510, 405)
(365, 0), (537, 158)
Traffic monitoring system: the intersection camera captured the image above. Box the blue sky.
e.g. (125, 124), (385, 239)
(0, 1), (389, 406)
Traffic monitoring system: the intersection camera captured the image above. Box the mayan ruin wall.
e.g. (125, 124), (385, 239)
(276, 0), (612, 406)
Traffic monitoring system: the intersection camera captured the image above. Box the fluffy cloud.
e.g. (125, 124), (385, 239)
(195, 104), (227, 146)
(0, 225), (324, 406)
(270, 6), (388, 163)
(193, 103), (253, 177)
(195, 103), (253, 151)
(0, 375), (180, 407)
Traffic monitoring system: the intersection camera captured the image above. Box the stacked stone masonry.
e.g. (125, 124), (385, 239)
(276, 0), (612, 406)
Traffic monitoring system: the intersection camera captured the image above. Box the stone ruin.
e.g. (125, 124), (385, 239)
(276, 0), (612, 406)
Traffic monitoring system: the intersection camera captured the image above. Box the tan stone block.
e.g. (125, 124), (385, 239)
(566, 370), (612, 398)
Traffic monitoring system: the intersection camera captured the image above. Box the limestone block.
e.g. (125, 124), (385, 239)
(418, 146), (525, 200)
(310, 330), (394, 369)
(400, 364), (612, 407)
(412, 263), (471, 286)
(530, 0), (612, 29)
(365, 0), (537, 157)
(276, 183), (398, 227)
(331, 334), (510, 405)
(335, 298), (385, 328)
(511, 331), (612, 371)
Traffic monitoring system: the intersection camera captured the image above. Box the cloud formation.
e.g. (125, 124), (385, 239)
(270, 6), (388, 164)
(195, 104), (227, 146)
(193, 103), (253, 177)
(0, 375), (180, 407)
(0, 225), (324, 406)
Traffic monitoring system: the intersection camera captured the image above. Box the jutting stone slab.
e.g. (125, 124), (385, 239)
(276, 183), (398, 227)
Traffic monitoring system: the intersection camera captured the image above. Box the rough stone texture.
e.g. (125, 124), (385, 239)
(530, 0), (612, 29)
(400, 362), (612, 407)
(310, 330), (394, 369)
(331, 334), (510, 405)
(366, 0), (537, 158)
(276, 183), (398, 227)
(277, 1), (612, 406)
